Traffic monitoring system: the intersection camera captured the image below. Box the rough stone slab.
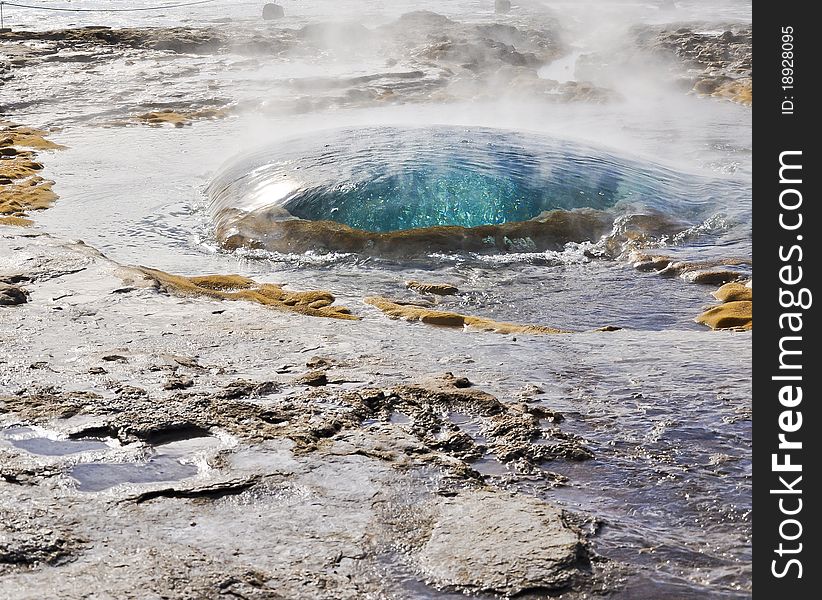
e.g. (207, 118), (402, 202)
(418, 489), (585, 596)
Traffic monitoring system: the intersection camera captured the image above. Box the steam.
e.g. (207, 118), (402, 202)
(220, 0), (751, 179)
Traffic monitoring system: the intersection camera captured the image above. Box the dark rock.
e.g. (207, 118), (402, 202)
(405, 280), (459, 296)
(452, 377), (472, 388)
(262, 4), (285, 20)
(428, 431), (483, 460)
(523, 405), (563, 422)
(0, 283), (29, 305)
(633, 255), (672, 272)
(169, 355), (204, 370)
(441, 373), (472, 388)
(163, 375), (195, 390)
(101, 354), (127, 363)
(123, 475), (262, 504)
(306, 357), (333, 369)
(682, 269), (742, 285)
(218, 379), (279, 399)
(296, 370), (329, 387)
(113, 385), (148, 400)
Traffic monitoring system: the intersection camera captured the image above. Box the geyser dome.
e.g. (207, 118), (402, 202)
(207, 126), (724, 255)
(277, 131), (624, 232)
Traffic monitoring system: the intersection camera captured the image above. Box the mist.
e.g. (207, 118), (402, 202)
(209, 0), (753, 178)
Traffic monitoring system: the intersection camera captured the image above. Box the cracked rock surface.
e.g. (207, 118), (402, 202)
(0, 227), (604, 598)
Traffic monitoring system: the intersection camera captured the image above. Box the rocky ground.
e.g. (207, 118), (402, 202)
(0, 226), (617, 598)
(1, 12), (601, 126)
(577, 22), (752, 105)
(637, 24), (752, 103)
(1, 12), (751, 130)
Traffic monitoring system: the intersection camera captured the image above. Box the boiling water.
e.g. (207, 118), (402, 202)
(207, 125), (745, 233)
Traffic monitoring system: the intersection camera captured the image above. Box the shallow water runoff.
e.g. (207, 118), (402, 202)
(1, 0), (751, 598)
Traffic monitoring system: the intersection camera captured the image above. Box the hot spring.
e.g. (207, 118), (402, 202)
(207, 126), (741, 256)
(2, 0), (754, 596)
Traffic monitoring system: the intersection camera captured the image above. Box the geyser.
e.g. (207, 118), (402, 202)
(207, 126), (722, 256)
(280, 141), (622, 232)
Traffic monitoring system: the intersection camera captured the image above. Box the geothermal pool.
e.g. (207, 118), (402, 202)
(210, 127), (651, 232)
(207, 125), (748, 254)
(1, 0), (752, 597)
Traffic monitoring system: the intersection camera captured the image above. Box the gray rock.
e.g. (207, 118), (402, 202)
(417, 489), (587, 595)
(262, 3), (285, 20)
(495, 0), (512, 14)
(405, 280), (459, 296)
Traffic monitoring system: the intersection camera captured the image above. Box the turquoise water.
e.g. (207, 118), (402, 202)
(209, 126), (748, 238)
(280, 130), (625, 231)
